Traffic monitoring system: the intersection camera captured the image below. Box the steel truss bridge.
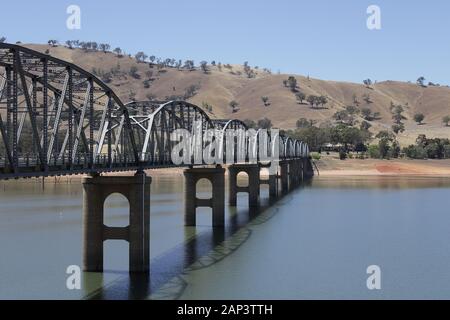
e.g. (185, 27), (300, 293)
(0, 43), (309, 180)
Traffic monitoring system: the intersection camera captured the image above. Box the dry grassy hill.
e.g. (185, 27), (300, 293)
(24, 44), (450, 146)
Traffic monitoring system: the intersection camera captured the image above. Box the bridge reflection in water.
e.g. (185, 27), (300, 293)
(0, 43), (315, 297)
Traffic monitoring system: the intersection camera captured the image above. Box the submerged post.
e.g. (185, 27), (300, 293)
(82, 171), (151, 273)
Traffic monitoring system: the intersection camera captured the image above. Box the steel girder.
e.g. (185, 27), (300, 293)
(0, 43), (309, 180)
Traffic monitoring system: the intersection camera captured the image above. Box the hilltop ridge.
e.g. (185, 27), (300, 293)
(23, 43), (450, 146)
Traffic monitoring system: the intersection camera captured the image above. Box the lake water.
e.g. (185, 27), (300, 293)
(1, 174), (450, 299)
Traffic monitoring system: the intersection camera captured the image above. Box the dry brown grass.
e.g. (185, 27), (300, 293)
(24, 44), (450, 146)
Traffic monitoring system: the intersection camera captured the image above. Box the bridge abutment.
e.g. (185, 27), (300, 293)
(82, 171), (151, 273)
(184, 166), (225, 227)
(228, 164), (260, 207)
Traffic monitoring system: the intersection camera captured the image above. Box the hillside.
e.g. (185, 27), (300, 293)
(24, 44), (450, 146)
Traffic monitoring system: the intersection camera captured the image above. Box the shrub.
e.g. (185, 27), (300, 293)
(402, 145), (427, 159)
(368, 145), (380, 159)
(311, 152), (321, 160)
(445, 145), (450, 159)
(339, 148), (347, 160)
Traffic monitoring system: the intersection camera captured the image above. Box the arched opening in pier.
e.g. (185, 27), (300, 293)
(237, 171), (249, 187)
(103, 193), (130, 227)
(196, 178), (212, 200)
(259, 167), (270, 199)
(236, 171), (249, 207)
(104, 240), (129, 272)
(195, 178), (214, 227)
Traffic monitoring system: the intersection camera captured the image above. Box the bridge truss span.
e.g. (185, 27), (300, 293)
(0, 43), (309, 180)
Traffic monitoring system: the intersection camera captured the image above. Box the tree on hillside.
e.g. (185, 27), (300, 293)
(99, 43), (110, 53)
(258, 118), (272, 129)
(243, 119), (256, 128)
(363, 79), (372, 89)
(65, 40), (74, 49)
(363, 79), (372, 88)
(417, 76), (426, 87)
(243, 62), (255, 78)
(443, 115), (450, 127)
(200, 61), (209, 74)
(295, 92), (306, 104)
(113, 47), (123, 57)
(360, 121), (372, 131)
(183, 60), (195, 70)
(48, 40), (58, 47)
(345, 105), (359, 116)
(361, 107), (375, 121)
(333, 110), (354, 125)
(318, 95), (328, 108)
(135, 51), (148, 63)
(229, 100), (239, 113)
(306, 95), (318, 109)
(390, 104), (407, 124)
(287, 76), (298, 92)
(0, 37), (6, 43)
(376, 131), (397, 159)
(184, 84), (201, 99)
(149, 55), (156, 63)
(414, 113), (425, 125)
(129, 66), (140, 79)
(296, 118), (312, 128)
(392, 123), (405, 134)
(261, 96), (270, 107)
(202, 101), (213, 113)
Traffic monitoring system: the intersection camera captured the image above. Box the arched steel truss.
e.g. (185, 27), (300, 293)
(0, 43), (309, 179)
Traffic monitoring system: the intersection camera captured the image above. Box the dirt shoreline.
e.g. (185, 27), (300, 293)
(315, 157), (450, 177)
(4, 157), (450, 185)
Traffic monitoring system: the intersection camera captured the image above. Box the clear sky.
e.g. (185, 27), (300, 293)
(1, 0), (449, 84)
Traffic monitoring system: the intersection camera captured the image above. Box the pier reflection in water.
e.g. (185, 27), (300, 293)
(1, 174), (450, 299)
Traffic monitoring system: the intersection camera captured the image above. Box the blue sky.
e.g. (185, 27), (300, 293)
(1, 0), (449, 84)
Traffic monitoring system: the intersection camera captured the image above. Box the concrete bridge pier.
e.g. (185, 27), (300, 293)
(259, 162), (278, 200)
(288, 159), (299, 189)
(228, 163), (260, 207)
(295, 158), (304, 185)
(296, 159), (304, 184)
(184, 166), (225, 227)
(303, 157), (314, 179)
(279, 160), (289, 194)
(82, 171), (151, 273)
